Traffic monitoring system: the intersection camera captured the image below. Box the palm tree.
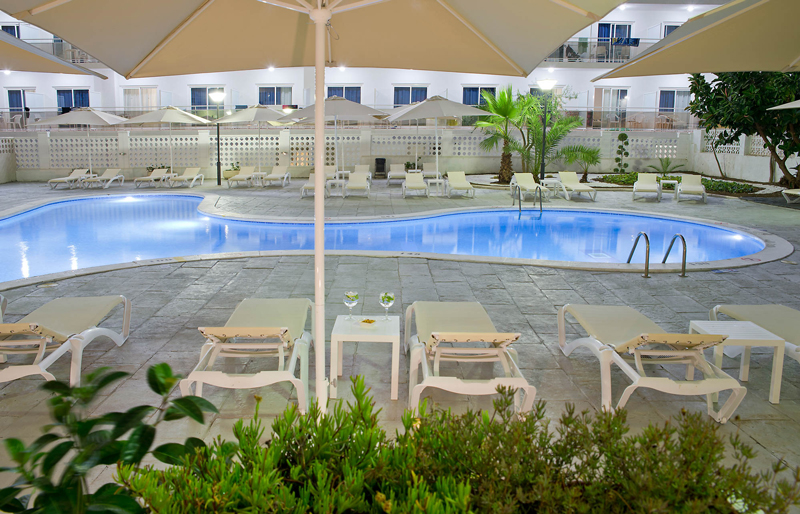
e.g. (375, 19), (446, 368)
(560, 145), (601, 182)
(475, 86), (518, 184)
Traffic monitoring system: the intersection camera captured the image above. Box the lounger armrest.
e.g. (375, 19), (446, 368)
(0, 322), (42, 337)
(615, 333), (727, 354)
(429, 331), (520, 350)
(199, 326), (291, 345)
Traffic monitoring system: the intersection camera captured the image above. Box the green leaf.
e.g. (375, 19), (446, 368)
(164, 397), (205, 424)
(183, 437), (206, 455)
(146, 363), (177, 396)
(86, 494), (144, 514)
(120, 425), (155, 465)
(152, 443), (187, 466)
(41, 441), (74, 478)
(92, 371), (130, 394)
(0, 487), (22, 508)
(111, 405), (155, 439)
(3, 439), (26, 464)
(177, 395), (218, 415)
(40, 381), (71, 396)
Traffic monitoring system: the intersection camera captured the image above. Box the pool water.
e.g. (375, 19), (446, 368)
(0, 195), (765, 283)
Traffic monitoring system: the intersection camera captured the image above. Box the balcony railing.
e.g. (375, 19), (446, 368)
(544, 37), (660, 64)
(19, 38), (99, 64)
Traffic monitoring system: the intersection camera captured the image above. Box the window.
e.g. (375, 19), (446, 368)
(663, 24), (680, 38)
(659, 89), (691, 113)
(462, 87), (496, 106)
(530, 86), (564, 98)
(327, 86), (361, 103)
(393, 86), (427, 107)
(598, 23), (631, 41)
(123, 87), (157, 115)
(8, 90), (25, 113)
(1, 25), (19, 38)
(56, 89), (89, 112)
(190, 86), (223, 112)
(259, 86), (292, 106)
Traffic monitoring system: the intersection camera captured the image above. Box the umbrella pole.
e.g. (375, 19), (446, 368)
(415, 119), (418, 167)
(435, 116), (439, 175)
(87, 125), (92, 173)
(258, 122), (262, 173)
(312, 7), (331, 414)
(334, 114), (338, 173)
(169, 123), (174, 173)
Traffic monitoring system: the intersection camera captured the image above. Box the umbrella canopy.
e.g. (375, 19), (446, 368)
(769, 100), (800, 111)
(3, 0), (626, 79)
(31, 107), (126, 127)
(279, 97), (386, 122)
(593, 0), (800, 81)
(31, 107), (126, 172)
(387, 96), (488, 173)
(1, 0), (625, 413)
(0, 28), (105, 77)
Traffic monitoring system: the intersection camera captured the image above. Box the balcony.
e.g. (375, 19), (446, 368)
(544, 37), (659, 65)
(20, 38), (99, 64)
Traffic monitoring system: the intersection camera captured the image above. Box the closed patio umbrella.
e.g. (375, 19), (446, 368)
(387, 96), (488, 174)
(2, 0), (626, 411)
(214, 105), (285, 173)
(31, 107), (126, 172)
(768, 100), (800, 111)
(593, 0), (800, 80)
(119, 106), (208, 173)
(280, 96), (386, 172)
(0, 28), (105, 77)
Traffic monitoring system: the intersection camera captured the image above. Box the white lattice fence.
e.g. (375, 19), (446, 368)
(210, 134), (281, 168)
(371, 133), (440, 157)
(290, 135), (314, 167)
(0, 138), (13, 154)
(702, 130), (740, 154)
(50, 136), (119, 169)
(628, 135), (680, 159)
(128, 135), (200, 168)
(13, 137), (39, 168)
(747, 135), (771, 157)
(559, 134), (602, 150)
(452, 134), (497, 157)
(325, 133), (361, 167)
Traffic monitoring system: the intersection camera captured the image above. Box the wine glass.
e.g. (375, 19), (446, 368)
(343, 291), (359, 320)
(379, 292), (395, 321)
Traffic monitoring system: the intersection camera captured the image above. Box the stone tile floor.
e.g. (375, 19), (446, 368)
(1, 178), (800, 491)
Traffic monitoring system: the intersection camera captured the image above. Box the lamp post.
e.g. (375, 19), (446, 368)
(209, 90), (226, 186)
(536, 79), (557, 183)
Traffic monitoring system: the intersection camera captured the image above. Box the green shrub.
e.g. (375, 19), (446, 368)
(119, 378), (800, 513)
(613, 133), (630, 174)
(599, 172), (638, 185)
(598, 173), (761, 194)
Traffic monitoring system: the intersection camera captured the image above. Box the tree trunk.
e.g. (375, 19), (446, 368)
(757, 127), (800, 188)
(497, 141), (514, 184)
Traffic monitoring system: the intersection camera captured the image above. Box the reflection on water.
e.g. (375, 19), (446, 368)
(0, 196), (765, 283)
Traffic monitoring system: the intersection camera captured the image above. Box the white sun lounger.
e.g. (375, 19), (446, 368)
(82, 168), (124, 189)
(782, 189), (800, 204)
(633, 173), (662, 201)
(134, 168), (173, 188)
(421, 162), (440, 179)
(353, 165), (372, 183)
(179, 298), (313, 413)
(511, 173), (549, 200)
(558, 304), (745, 423)
(558, 171), (597, 201)
(387, 163), (407, 185)
(402, 172), (429, 198)
(677, 175), (706, 203)
(170, 167), (204, 188)
(259, 165), (291, 187)
(345, 171), (370, 198)
(301, 173), (326, 198)
(226, 166), (257, 188)
(711, 304), (800, 363)
(446, 171), (474, 198)
(48, 168), (91, 190)
(405, 301), (535, 413)
(0, 295), (131, 386)
(324, 165), (337, 181)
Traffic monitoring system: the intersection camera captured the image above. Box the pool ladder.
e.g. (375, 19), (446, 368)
(512, 184), (543, 215)
(626, 232), (688, 278)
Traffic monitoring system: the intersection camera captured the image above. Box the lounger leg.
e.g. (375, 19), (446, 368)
(409, 383), (427, 413)
(599, 349), (614, 411)
(616, 383), (638, 409)
(708, 386), (746, 424)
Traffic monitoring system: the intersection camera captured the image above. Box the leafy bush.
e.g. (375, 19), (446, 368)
(613, 132), (630, 174)
(0, 365), (216, 514)
(599, 172), (638, 185)
(119, 378), (800, 513)
(647, 157), (685, 174)
(598, 173), (761, 194)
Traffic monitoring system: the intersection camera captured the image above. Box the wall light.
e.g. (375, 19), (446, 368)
(619, 4), (626, 10)
(2, 70), (10, 76)
(536, 78), (557, 91)
(687, 5), (695, 11)
(339, 65), (346, 72)
(548, 67), (554, 73)
(268, 66), (275, 72)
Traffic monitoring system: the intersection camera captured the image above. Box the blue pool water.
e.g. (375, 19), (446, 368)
(0, 195), (764, 283)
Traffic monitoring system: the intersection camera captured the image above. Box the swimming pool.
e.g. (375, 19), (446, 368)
(0, 195), (769, 284)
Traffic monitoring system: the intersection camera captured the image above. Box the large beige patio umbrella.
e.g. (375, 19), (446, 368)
(280, 96), (386, 172)
(593, 0), (800, 81)
(119, 106), (208, 173)
(31, 107), (126, 172)
(387, 96), (488, 173)
(0, 28), (105, 77)
(214, 105), (285, 174)
(768, 100), (800, 111)
(2, 0), (626, 412)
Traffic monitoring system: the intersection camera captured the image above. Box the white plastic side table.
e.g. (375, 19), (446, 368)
(541, 178), (568, 200)
(330, 315), (400, 400)
(689, 320), (785, 404)
(326, 179), (347, 197)
(660, 179), (679, 200)
(427, 178), (447, 196)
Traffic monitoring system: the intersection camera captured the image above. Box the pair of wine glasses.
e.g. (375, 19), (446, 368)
(343, 291), (394, 321)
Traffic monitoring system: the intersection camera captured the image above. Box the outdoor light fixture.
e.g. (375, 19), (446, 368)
(687, 5), (695, 11)
(339, 65), (346, 72)
(268, 66), (275, 72)
(209, 90), (226, 186)
(548, 67), (554, 73)
(2, 70), (10, 75)
(619, 4), (626, 10)
(536, 79), (558, 183)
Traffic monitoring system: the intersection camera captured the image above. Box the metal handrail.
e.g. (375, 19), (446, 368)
(626, 231), (651, 278)
(662, 233), (687, 277)
(512, 184), (543, 214)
